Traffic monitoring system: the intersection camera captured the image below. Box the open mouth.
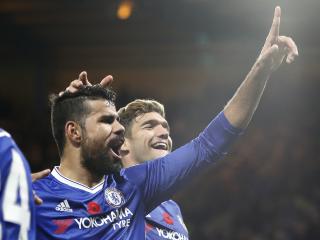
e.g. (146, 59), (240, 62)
(151, 142), (168, 151)
(108, 137), (124, 160)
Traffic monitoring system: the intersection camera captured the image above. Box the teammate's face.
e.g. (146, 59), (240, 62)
(125, 112), (172, 164)
(80, 99), (124, 175)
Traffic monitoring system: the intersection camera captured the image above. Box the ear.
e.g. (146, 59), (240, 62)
(65, 121), (82, 146)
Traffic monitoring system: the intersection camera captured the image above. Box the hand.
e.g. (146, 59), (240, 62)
(59, 71), (114, 96)
(32, 169), (50, 205)
(257, 6), (298, 72)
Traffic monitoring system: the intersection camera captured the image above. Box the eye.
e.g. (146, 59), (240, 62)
(101, 116), (115, 124)
(143, 124), (153, 129)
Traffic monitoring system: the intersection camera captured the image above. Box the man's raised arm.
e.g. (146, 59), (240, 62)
(224, 6), (298, 129)
(62, 7), (298, 129)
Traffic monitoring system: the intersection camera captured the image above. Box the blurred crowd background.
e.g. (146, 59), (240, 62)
(1, 0), (319, 239)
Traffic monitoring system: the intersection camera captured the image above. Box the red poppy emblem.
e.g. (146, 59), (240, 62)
(163, 212), (174, 225)
(87, 201), (101, 214)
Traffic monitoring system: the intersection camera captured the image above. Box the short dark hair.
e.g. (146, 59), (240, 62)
(50, 85), (116, 156)
(118, 99), (165, 136)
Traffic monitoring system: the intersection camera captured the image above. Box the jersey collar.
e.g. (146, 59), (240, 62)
(51, 166), (104, 194)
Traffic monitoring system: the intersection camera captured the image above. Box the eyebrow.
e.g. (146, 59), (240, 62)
(141, 119), (170, 131)
(98, 113), (119, 122)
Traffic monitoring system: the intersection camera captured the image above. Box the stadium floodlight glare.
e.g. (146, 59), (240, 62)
(117, 0), (133, 20)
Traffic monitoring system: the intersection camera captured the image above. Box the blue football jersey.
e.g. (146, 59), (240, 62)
(34, 111), (242, 239)
(0, 129), (36, 240)
(145, 200), (188, 240)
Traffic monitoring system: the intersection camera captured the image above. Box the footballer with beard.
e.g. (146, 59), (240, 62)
(34, 83), (242, 240)
(33, 6), (298, 239)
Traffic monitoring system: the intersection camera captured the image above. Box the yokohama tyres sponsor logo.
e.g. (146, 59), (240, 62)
(156, 227), (188, 240)
(74, 207), (133, 229)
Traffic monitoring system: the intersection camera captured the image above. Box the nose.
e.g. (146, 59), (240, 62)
(113, 120), (125, 136)
(156, 125), (169, 140)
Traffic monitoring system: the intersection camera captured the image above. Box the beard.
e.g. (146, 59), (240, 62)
(80, 136), (121, 177)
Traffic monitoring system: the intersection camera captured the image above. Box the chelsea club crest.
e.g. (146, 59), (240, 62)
(104, 187), (125, 208)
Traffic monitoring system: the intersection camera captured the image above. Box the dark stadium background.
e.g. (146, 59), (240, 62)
(1, 0), (319, 239)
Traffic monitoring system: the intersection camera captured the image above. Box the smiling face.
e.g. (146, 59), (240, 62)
(124, 111), (172, 165)
(80, 99), (125, 175)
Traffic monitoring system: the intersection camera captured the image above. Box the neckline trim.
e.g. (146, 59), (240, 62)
(51, 166), (104, 194)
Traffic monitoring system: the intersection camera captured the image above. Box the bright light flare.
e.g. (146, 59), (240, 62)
(117, 0), (133, 20)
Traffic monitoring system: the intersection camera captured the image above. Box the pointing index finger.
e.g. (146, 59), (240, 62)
(267, 6), (281, 41)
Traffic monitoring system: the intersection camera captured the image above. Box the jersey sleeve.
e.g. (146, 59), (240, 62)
(0, 129), (14, 175)
(124, 111), (243, 212)
(0, 129), (36, 240)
